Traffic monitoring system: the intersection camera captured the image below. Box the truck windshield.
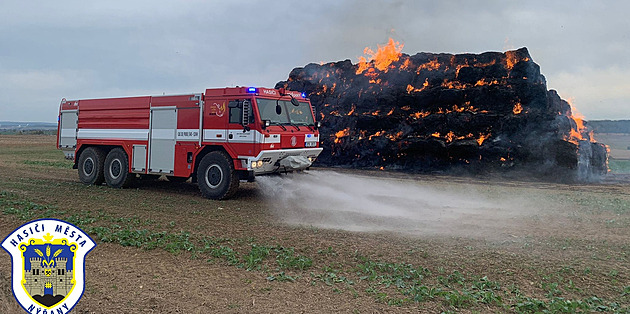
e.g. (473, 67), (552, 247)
(256, 98), (315, 126)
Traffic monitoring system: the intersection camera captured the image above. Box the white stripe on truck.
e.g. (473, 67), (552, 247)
(76, 128), (312, 145)
(77, 129), (149, 140)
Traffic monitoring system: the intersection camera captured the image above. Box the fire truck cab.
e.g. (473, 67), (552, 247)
(57, 87), (323, 199)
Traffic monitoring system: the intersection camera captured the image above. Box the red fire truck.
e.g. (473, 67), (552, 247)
(57, 87), (323, 199)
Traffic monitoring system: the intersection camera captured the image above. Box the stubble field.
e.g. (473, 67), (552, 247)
(0, 135), (629, 313)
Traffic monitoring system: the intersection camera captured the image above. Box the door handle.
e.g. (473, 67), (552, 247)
(228, 134), (233, 139)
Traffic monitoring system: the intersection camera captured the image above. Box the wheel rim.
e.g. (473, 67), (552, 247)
(83, 157), (94, 176)
(110, 159), (122, 179)
(205, 164), (223, 189)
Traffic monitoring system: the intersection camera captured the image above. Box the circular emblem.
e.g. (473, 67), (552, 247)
(290, 136), (297, 147)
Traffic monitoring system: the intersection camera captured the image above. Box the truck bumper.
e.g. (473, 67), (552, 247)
(239, 148), (323, 175)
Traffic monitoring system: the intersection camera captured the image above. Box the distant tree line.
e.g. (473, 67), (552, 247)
(587, 120), (630, 134)
(0, 129), (57, 135)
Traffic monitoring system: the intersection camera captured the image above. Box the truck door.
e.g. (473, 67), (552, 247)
(227, 99), (256, 157)
(58, 109), (78, 159)
(148, 107), (177, 174)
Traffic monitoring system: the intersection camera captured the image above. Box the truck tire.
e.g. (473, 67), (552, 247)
(78, 147), (106, 185)
(104, 148), (133, 188)
(197, 151), (239, 200)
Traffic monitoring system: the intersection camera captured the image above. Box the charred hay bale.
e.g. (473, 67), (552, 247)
(277, 47), (608, 180)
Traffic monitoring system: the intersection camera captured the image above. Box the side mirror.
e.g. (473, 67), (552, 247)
(242, 100), (251, 131)
(290, 98), (300, 106)
(275, 104), (282, 115)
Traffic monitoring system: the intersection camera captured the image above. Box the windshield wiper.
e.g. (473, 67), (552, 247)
(269, 121), (287, 131)
(288, 122), (301, 131)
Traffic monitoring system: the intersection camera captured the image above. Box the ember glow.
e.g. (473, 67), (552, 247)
(513, 103), (523, 115)
(505, 50), (531, 70)
(406, 78), (429, 94)
(334, 128), (350, 144)
(477, 133), (490, 146)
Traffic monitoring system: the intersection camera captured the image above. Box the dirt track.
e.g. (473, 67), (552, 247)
(0, 135), (629, 313)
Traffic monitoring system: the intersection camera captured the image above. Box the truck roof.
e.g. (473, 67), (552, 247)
(59, 87), (309, 112)
(204, 87), (307, 100)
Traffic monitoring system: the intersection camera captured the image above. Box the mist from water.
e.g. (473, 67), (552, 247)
(257, 171), (538, 239)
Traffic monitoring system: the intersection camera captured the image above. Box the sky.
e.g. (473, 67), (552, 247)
(1, 0), (628, 122)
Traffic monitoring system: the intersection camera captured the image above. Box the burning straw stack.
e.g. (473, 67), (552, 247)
(276, 40), (608, 181)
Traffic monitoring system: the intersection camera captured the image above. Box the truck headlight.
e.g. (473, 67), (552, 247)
(257, 160), (263, 168)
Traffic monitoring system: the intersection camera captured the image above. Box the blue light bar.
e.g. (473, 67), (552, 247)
(247, 87), (257, 93)
(301, 92), (307, 98)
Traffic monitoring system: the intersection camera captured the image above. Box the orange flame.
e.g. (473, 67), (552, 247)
(334, 128), (350, 143)
(477, 133), (490, 145)
(474, 79), (501, 86)
(474, 60), (497, 68)
(441, 79), (467, 89)
(505, 51), (530, 70)
(445, 131), (455, 143)
(406, 78), (430, 94)
(347, 105), (356, 116)
(400, 58), (411, 70)
(369, 130), (385, 140)
(411, 111), (430, 119)
(513, 103), (523, 114)
(386, 131), (404, 141)
(356, 38), (404, 74)
(565, 98), (592, 144)
(416, 59), (441, 73)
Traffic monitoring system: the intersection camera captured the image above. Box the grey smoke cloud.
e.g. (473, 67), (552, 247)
(1, 0), (628, 121)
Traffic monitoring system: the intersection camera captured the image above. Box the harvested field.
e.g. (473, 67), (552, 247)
(0, 135), (629, 313)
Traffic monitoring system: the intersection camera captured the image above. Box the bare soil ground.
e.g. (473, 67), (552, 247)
(0, 135), (629, 313)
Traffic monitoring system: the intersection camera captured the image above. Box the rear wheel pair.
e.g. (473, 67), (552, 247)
(78, 147), (132, 188)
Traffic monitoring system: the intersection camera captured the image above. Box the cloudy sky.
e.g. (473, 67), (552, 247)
(1, 0), (628, 122)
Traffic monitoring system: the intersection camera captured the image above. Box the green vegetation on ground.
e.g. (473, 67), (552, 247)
(609, 159), (630, 174)
(1, 190), (627, 313)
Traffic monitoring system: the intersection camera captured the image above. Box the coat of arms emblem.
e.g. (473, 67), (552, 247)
(2, 219), (96, 313)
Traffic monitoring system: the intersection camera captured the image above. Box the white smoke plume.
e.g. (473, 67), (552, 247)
(257, 170), (538, 239)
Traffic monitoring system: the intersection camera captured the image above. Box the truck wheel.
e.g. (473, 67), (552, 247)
(197, 151), (239, 200)
(78, 147), (106, 185)
(104, 148), (133, 188)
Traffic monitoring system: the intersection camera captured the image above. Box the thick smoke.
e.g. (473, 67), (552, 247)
(258, 171), (537, 239)
(277, 47), (608, 181)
